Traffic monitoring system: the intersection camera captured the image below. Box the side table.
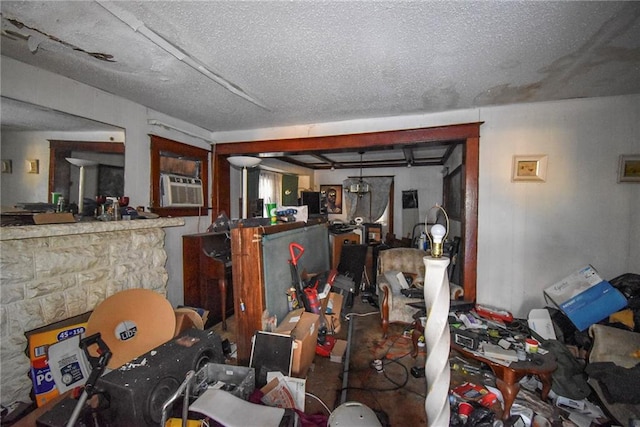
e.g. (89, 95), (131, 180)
(411, 320), (557, 421)
(450, 344), (557, 421)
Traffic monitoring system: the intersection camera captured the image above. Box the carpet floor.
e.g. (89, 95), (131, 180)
(214, 295), (429, 425)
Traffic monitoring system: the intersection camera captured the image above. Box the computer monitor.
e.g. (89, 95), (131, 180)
(301, 191), (326, 215)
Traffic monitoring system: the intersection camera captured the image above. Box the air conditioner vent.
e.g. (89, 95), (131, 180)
(160, 174), (203, 207)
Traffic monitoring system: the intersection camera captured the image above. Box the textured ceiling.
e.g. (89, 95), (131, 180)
(2, 1), (639, 136)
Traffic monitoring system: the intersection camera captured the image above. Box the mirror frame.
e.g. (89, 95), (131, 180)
(212, 122), (481, 301)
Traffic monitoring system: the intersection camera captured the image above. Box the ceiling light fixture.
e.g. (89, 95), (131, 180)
(347, 152), (370, 197)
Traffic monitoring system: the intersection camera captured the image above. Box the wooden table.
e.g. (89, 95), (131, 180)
(450, 344), (557, 420)
(411, 320), (557, 421)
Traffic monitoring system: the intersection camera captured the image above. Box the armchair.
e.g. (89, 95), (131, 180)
(377, 247), (428, 337)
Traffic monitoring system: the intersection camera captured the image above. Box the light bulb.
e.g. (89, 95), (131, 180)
(430, 224), (446, 243)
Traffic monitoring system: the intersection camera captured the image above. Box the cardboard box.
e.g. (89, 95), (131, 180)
(32, 212), (76, 225)
(274, 309), (319, 377)
(321, 291), (344, 334)
(25, 312), (91, 407)
(544, 265), (627, 331)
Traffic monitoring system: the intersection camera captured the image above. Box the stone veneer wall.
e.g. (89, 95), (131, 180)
(0, 218), (184, 406)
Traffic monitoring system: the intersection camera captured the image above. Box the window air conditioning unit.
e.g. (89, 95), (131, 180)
(160, 174), (204, 207)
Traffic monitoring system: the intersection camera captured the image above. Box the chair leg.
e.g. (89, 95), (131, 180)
(381, 286), (390, 338)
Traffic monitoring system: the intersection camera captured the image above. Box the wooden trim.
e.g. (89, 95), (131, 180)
(213, 122), (482, 303)
(462, 135), (479, 302)
(149, 134), (210, 216)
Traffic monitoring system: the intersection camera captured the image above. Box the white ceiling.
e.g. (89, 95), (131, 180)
(2, 1), (639, 137)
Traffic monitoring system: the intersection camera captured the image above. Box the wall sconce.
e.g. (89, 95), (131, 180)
(1, 160), (12, 174)
(27, 159), (39, 174)
(227, 156), (261, 219)
(425, 204), (449, 258)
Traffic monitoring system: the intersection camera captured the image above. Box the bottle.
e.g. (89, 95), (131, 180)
(57, 196), (64, 213)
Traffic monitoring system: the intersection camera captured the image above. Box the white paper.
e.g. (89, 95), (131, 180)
(266, 372), (306, 411)
(528, 308), (557, 340)
(189, 388), (284, 427)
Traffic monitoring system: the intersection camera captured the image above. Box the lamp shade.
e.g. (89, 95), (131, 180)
(227, 156), (261, 219)
(66, 157), (99, 168)
(227, 156), (261, 168)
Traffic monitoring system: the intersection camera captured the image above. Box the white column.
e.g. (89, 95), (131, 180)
(78, 165), (87, 214)
(241, 166), (248, 219)
(423, 256), (451, 426)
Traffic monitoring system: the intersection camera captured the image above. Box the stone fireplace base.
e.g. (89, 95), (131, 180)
(0, 217), (184, 406)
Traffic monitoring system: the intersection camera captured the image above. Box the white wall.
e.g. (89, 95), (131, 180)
(477, 96), (640, 317)
(3, 56), (639, 319)
(0, 131), (51, 205)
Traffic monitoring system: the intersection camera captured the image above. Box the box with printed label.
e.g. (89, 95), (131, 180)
(544, 265), (627, 331)
(275, 309), (320, 378)
(25, 312), (91, 407)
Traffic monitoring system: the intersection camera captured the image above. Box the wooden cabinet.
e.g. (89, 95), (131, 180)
(183, 232), (233, 329)
(231, 220), (329, 364)
(329, 232), (361, 269)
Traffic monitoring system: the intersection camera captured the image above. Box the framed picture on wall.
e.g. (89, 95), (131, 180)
(320, 185), (342, 214)
(618, 154), (640, 182)
(512, 154), (548, 182)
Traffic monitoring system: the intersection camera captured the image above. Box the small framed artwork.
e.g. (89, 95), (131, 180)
(512, 155), (548, 182)
(617, 154), (640, 182)
(320, 184), (342, 214)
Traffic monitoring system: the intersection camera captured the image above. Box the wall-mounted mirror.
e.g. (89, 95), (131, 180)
(0, 97), (125, 213)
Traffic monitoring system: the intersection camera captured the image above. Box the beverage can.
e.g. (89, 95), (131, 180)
(287, 287), (299, 311)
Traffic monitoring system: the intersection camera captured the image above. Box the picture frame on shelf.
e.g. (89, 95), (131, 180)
(617, 154), (640, 182)
(512, 155), (547, 182)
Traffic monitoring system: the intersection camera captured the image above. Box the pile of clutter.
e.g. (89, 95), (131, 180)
(443, 268), (640, 427)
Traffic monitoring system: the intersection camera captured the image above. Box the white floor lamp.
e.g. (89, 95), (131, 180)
(423, 204), (451, 426)
(66, 157), (98, 216)
(227, 156), (261, 219)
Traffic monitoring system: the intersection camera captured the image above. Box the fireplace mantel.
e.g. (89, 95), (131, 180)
(0, 217), (184, 241)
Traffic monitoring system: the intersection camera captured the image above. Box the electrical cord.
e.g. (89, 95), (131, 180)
(305, 392), (332, 416)
(344, 311), (380, 320)
(340, 330), (427, 400)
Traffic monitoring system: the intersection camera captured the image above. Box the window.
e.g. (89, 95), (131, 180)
(258, 170), (282, 215)
(150, 135), (209, 217)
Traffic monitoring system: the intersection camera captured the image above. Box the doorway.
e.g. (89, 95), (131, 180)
(212, 122), (480, 301)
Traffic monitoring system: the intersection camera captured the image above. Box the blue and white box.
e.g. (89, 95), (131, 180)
(544, 265), (627, 331)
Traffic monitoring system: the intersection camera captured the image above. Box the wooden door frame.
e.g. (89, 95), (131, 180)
(212, 122), (481, 301)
